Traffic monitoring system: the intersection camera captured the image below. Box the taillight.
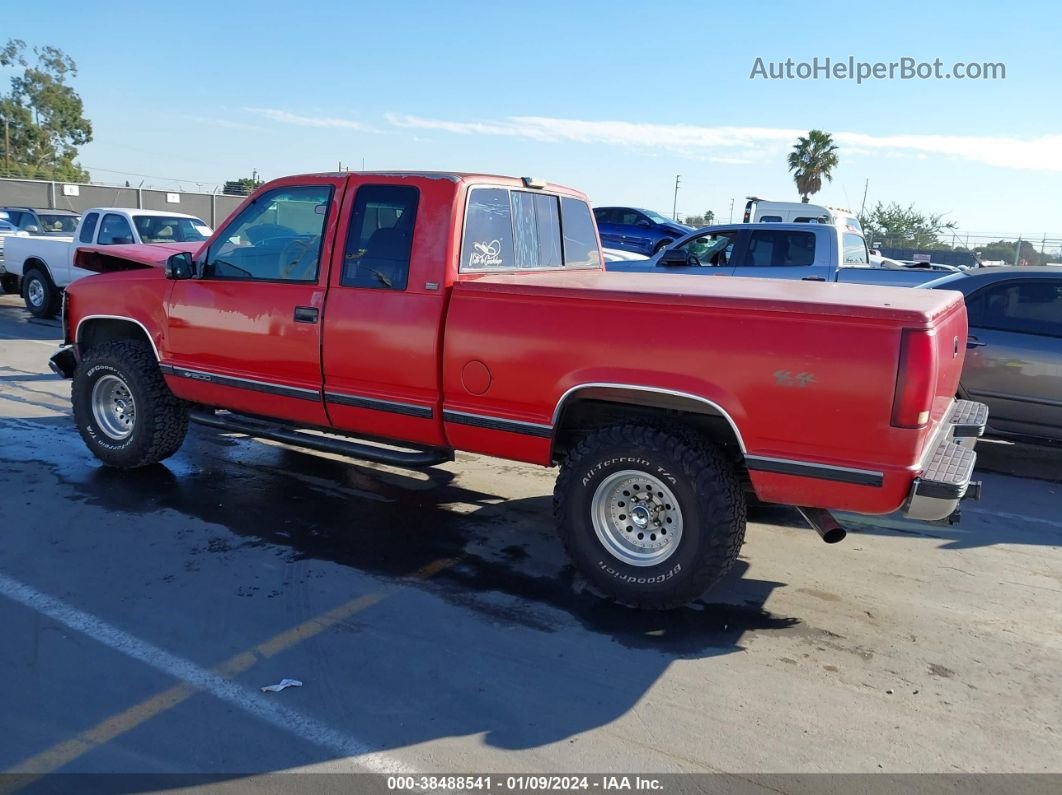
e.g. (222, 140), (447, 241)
(892, 329), (937, 429)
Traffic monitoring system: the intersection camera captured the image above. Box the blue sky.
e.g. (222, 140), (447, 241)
(7, 0), (1061, 244)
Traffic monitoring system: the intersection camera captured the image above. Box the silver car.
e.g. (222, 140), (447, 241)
(924, 268), (1062, 442)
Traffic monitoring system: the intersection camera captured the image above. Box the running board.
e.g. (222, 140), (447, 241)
(189, 410), (454, 468)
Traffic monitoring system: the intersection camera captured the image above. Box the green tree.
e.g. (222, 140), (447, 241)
(704, 210), (715, 225)
(223, 176), (261, 196)
(860, 201), (957, 249)
(786, 130), (839, 203)
(0, 39), (92, 181)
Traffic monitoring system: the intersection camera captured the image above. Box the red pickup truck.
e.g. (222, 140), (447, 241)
(49, 171), (986, 608)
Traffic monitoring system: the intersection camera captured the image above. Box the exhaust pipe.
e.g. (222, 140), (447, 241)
(797, 507), (847, 544)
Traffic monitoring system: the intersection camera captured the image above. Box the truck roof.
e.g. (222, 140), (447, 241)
(296, 171), (587, 199)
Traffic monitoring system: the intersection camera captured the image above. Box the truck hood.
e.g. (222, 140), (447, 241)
(74, 242), (201, 274)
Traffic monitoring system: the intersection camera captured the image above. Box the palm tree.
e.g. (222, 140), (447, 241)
(787, 130), (839, 203)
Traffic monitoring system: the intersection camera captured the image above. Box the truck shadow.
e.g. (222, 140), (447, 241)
(2, 415), (808, 768)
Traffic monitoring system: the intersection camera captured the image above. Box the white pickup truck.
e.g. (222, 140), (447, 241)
(4, 207), (213, 317)
(604, 223), (950, 287)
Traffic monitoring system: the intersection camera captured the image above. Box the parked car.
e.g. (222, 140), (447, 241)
(0, 207), (81, 236)
(48, 170), (985, 609)
(0, 218), (22, 293)
(923, 268), (1062, 442)
(592, 206), (692, 256)
(742, 197), (862, 231)
(4, 207), (213, 317)
(606, 223), (946, 287)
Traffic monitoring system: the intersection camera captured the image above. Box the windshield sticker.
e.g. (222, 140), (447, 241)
(469, 240), (503, 268)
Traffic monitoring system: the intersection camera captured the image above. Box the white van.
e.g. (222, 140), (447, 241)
(743, 197), (862, 232)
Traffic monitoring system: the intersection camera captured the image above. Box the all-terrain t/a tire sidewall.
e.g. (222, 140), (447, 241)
(555, 425), (746, 609)
(72, 342), (188, 468)
(23, 270), (56, 318)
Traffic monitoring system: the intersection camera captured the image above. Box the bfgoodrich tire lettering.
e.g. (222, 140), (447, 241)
(72, 340), (188, 468)
(554, 423), (746, 609)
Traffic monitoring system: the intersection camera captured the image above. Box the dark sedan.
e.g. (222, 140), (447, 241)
(592, 206), (692, 256)
(924, 268), (1062, 442)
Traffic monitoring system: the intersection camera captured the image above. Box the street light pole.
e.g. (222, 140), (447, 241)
(729, 198), (735, 223)
(672, 175), (681, 221)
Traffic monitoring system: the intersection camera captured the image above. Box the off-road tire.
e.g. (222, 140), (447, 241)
(22, 267), (59, 318)
(554, 423), (746, 609)
(72, 340), (188, 468)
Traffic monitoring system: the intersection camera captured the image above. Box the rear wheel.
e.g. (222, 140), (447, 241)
(23, 268), (58, 318)
(554, 423), (746, 609)
(653, 238), (673, 255)
(72, 340), (189, 468)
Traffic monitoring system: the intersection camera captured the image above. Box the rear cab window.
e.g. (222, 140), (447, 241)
(79, 212), (100, 243)
(843, 233), (869, 264)
(460, 187), (600, 273)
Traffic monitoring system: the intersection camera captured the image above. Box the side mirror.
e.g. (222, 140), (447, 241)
(165, 251), (195, 280)
(659, 248), (687, 266)
(24, 225), (39, 234)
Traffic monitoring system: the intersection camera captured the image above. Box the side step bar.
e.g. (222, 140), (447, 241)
(189, 410), (454, 468)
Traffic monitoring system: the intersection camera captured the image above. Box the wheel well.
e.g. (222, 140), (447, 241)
(78, 318), (154, 358)
(22, 258), (53, 286)
(552, 391), (747, 476)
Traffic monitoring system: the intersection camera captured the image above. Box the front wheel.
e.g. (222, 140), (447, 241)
(652, 239), (673, 255)
(72, 340), (189, 468)
(554, 423), (746, 609)
(23, 268), (58, 318)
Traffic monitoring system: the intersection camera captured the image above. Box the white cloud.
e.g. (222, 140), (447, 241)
(385, 112), (1062, 173)
(245, 107), (376, 131)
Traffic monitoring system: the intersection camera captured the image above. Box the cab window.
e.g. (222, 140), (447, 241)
(340, 185), (419, 290)
(843, 233), (869, 264)
(79, 212), (99, 244)
(744, 230), (816, 267)
(672, 232), (735, 266)
(204, 185), (333, 282)
(98, 214), (135, 245)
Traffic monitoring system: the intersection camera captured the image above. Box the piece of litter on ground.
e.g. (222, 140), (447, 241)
(261, 678), (303, 693)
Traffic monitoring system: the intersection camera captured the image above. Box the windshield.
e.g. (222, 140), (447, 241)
(643, 210), (675, 225)
(133, 216), (212, 243)
(38, 214), (80, 235)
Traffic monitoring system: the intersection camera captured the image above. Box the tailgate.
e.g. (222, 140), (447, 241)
(926, 293), (969, 428)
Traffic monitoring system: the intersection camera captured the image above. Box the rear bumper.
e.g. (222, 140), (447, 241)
(903, 399), (987, 521)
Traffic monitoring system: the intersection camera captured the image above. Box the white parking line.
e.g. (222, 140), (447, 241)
(0, 571), (419, 775)
(964, 507), (1062, 530)
(0, 336), (59, 347)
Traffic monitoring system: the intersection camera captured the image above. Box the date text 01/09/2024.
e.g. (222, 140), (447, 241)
(386, 775), (665, 791)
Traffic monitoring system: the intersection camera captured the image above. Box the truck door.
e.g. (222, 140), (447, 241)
(320, 179), (449, 448)
(163, 178), (344, 427)
(728, 228), (831, 281)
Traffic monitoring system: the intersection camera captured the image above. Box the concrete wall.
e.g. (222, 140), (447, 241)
(0, 177), (245, 228)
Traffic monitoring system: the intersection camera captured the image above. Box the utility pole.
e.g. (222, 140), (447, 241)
(1014, 237), (1023, 266)
(729, 198), (735, 223)
(859, 178), (869, 218)
(672, 175), (681, 221)
(3, 117), (9, 173)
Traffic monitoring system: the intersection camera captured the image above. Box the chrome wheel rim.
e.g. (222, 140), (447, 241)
(591, 470), (683, 567)
(91, 374), (136, 441)
(27, 279), (44, 308)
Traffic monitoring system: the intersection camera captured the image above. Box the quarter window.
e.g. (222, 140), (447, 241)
(461, 188), (600, 272)
(205, 185), (333, 281)
(340, 185), (419, 290)
(98, 214), (135, 245)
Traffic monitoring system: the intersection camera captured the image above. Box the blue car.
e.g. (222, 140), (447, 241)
(592, 206), (692, 256)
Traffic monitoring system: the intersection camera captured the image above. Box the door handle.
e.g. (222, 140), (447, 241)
(801, 276), (826, 281)
(294, 306), (319, 324)
(966, 336), (986, 348)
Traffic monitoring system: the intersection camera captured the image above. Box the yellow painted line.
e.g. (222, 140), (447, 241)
(6, 555), (464, 777)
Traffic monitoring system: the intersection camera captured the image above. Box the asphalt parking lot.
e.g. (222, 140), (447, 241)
(0, 293), (1060, 782)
